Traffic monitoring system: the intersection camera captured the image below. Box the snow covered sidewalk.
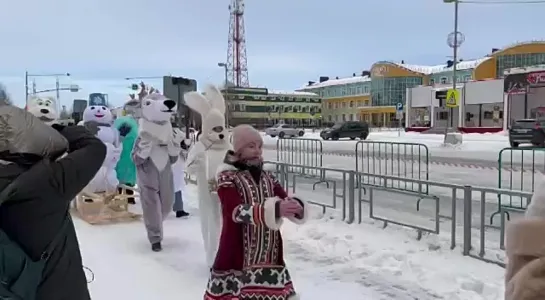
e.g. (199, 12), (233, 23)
(76, 184), (505, 299)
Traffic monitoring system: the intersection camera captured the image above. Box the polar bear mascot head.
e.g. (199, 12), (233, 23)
(184, 84), (230, 149)
(26, 96), (58, 125)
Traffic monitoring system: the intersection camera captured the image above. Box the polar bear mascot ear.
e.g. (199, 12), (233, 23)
(184, 84), (229, 145)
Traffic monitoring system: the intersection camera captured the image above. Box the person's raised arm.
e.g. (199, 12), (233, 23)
(49, 124), (106, 201)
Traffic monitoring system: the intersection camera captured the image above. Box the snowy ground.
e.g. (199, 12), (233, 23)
(77, 183), (505, 300)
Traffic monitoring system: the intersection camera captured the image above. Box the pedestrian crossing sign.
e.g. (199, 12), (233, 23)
(446, 89), (460, 108)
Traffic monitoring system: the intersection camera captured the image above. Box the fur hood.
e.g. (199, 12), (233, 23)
(505, 218), (545, 300)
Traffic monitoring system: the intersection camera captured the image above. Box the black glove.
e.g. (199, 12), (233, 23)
(51, 123), (65, 132)
(118, 122), (132, 137)
(180, 140), (189, 150)
(82, 121), (100, 136)
(60, 125), (97, 145)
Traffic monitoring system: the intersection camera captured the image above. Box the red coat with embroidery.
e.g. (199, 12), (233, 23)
(213, 167), (288, 271)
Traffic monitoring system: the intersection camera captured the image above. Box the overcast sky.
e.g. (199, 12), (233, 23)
(1, 0), (543, 107)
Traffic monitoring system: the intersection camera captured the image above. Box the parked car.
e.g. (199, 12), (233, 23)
(320, 121), (369, 140)
(509, 119), (545, 147)
(265, 124), (305, 138)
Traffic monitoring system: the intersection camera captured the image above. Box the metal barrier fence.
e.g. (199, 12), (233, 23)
(276, 138), (325, 179)
(491, 147), (545, 224)
(355, 141), (429, 194)
(263, 161), (533, 267)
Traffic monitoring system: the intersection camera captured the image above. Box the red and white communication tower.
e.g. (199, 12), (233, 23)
(226, 0), (249, 87)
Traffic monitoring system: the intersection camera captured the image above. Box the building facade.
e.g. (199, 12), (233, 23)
(299, 41), (545, 129)
(404, 41), (545, 133)
(223, 87), (321, 128)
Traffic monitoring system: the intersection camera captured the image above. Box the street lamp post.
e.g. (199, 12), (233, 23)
(25, 72), (70, 114)
(444, 0), (465, 143)
(218, 62), (230, 126)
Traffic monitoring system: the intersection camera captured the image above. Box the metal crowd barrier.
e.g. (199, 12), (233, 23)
(491, 147), (545, 224)
(263, 161), (532, 268)
(276, 138), (325, 180)
(355, 141), (430, 194)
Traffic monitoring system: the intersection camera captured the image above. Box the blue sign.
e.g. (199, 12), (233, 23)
(89, 93), (107, 106)
(396, 102), (403, 111)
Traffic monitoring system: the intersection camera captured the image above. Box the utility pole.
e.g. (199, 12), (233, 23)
(444, 0), (464, 143)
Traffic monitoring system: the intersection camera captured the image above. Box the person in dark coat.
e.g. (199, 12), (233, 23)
(0, 104), (106, 300)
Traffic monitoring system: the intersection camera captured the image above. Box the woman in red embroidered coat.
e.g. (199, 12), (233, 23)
(204, 125), (308, 300)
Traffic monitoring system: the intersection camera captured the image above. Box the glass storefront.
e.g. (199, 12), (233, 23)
(496, 53), (545, 77)
(371, 76), (423, 106)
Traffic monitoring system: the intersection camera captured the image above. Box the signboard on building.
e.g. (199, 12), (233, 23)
(504, 71), (545, 94)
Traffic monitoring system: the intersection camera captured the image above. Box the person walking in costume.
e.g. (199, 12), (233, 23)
(131, 93), (183, 252)
(114, 115), (138, 204)
(172, 128), (190, 218)
(205, 125), (307, 300)
(505, 176), (545, 300)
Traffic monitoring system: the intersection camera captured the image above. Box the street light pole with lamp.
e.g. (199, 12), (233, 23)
(443, 0), (464, 143)
(218, 62), (230, 126)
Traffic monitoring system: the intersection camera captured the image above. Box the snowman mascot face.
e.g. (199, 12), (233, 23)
(27, 96), (59, 125)
(82, 105), (116, 143)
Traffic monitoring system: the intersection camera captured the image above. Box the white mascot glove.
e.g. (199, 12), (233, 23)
(168, 128), (184, 156)
(525, 176), (545, 218)
(135, 139), (153, 159)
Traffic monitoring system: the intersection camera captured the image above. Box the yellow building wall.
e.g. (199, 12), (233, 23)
(491, 42), (545, 56)
(473, 57), (497, 80)
(473, 42), (545, 80)
(324, 95), (370, 107)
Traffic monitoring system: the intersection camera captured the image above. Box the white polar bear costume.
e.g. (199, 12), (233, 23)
(184, 84), (232, 268)
(26, 96), (59, 125)
(81, 105), (123, 193)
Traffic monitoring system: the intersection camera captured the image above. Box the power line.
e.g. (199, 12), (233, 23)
(460, 0), (545, 4)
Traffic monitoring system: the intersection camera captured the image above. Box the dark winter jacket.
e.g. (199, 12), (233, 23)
(0, 125), (106, 300)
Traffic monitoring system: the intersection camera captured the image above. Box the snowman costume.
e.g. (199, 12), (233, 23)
(81, 105), (122, 193)
(184, 84), (232, 268)
(130, 93), (183, 251)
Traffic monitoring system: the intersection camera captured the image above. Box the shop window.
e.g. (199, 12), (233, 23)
(440, 77), (447, 84)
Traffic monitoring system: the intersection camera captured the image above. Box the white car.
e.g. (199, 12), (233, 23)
(265, 124), (305, 138)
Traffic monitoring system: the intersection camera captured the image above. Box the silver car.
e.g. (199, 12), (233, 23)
(265, 124), (305, 138)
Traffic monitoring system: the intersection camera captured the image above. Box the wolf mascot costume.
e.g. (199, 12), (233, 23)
(114, 116), (138, 204)
(81, 105), (122, 193)
(131, 93), (183, 252)
(184, 84), (232, 268)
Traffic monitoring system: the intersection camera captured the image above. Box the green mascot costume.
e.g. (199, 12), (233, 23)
(114, 116), (138, 204)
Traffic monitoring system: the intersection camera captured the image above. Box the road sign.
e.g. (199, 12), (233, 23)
(396, 111), (403, 120)
(396, 102), (403, 111)
(446, 89), (460, 108)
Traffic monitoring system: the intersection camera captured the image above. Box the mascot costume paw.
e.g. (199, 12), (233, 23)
(184, 84), (232, 268)
(81, 105), (122, 193)
(114, 114), (138, 204)
(26, 96), (59, 125)
(131, 93), (182, 251)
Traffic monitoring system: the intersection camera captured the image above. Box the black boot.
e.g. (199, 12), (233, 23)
(175, 211), (190, 218)
(127, 197), (136, 205)
(151, 242), (162, 252)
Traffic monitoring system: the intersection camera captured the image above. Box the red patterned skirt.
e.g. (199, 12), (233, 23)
(204, 265), (296, 300)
